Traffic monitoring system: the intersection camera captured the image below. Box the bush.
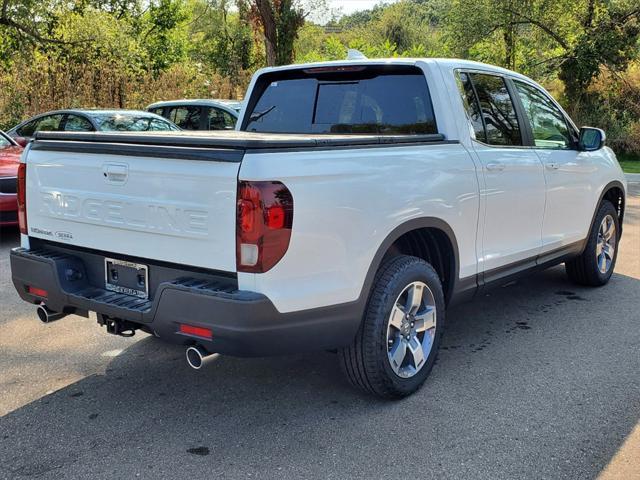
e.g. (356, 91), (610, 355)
(567, 63), (640, 158)
(0, 57), (251, 131)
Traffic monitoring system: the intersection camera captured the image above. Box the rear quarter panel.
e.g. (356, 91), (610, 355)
(238, 143), (480, 313)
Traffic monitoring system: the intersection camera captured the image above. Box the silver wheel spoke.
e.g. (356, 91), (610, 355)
(389, 340), (407, 371)
(603, 243), (614, 260)
(406, 283), (423, 314)
(414, 307), (436, 332)
(598, 254), (607, 273)
(389, 305), (405, 330)
(407, 336), (425, 369)
(604, 219), (615, 240)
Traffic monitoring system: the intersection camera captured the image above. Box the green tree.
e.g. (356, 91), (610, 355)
(251, 0), (306, 65)
(143, 0), (189, 73)
(447, 0), (640, 101)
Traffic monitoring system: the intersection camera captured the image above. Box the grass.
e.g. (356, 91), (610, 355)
(618, 153), (640, 174)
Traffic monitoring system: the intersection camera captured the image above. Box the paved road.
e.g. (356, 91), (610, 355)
(0, 182), (638, 479)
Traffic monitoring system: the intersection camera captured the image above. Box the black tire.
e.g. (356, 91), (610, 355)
(566, 200), (620, 286)
(339, 255), (445, 399)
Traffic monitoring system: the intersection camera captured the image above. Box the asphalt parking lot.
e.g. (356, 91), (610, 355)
(0, 181), (638, 480)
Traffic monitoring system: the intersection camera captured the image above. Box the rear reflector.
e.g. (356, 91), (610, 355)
(179, 324), (213, 339)
(27, 286), (48, 298)
(17, 162), (27, 235)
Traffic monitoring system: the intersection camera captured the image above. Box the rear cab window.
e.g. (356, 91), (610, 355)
(242, 65), (437, 135)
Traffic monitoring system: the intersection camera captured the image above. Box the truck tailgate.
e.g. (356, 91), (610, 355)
(24, 140), (241, 272)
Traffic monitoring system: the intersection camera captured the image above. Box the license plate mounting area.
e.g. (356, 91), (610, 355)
(104, 258), (149, 299)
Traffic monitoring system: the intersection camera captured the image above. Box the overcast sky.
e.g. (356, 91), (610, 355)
(308, 0), (397, 23)
(328, 0), (392, 15)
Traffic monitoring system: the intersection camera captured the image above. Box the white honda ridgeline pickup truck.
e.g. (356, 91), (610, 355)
(11, 58), (626, 398)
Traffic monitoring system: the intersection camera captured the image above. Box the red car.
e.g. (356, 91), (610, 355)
(0, 130), (23, 227)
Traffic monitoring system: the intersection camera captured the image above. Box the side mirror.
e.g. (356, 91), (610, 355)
(14, 136), (28, 148)
(578, 127), (606, 151)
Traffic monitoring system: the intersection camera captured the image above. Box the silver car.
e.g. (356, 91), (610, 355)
(7, 109), (180, 143)
(146, 99), (242, 131)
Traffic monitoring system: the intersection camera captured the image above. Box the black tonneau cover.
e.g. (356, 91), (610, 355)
(34, 130), (446, 148)
(32, 130), (448, 162)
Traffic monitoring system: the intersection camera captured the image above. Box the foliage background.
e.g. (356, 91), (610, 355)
(0, 0), (638, 158)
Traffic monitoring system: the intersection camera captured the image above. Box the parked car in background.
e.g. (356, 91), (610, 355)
(7, 110), (179, 142)
(0, 130), (23, 227)
(146, 99), (241, 130)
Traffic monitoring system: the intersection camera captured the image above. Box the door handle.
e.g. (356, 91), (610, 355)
(485, 162), (505, 171)
(545, 162), (559, 170)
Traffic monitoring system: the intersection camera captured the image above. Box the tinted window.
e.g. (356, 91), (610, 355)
(148, 118), (177, 131)
(35, 114), (64, 133)
(456, 72), (485, 142)
(244, 67), (437, 135)
(93, 114), (179, 132)
(18, 114), (64, 137)
(148, 107), (164, 116)
(167, 106), (201, 130)
(207, 108), (236, 130)
(514, 81), (573, 149)
(17, 119), (39, 137)
(64, 114), (94, 132)
(469, 74), (522, 146)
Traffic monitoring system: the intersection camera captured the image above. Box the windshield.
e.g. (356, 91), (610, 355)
(243, 65), (437, 135)
(93, 113), (179, 132)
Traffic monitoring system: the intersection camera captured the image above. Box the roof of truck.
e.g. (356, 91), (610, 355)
(252, 57), (533, 84)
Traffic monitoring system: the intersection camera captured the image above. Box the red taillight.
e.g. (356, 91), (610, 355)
(17, 162), (27, 234)
(236, 181), (293, 273)
(28, 286), (48, 298)
(179, 324), (213, 339)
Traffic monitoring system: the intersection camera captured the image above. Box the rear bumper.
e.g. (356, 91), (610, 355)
(10, 245), (360, 356)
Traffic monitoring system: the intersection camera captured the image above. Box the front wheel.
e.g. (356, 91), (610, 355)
(339, 255), (445, 399)
(566, 200), (620, 286)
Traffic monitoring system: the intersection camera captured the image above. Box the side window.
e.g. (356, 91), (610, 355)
(513, 81), (573, 149)
(64, 115), (94, 132)
(207, 108), (235, 130)
(455, 71), (486, 142)
(148, 118), (177, 131)
(0, 134), (11, 148)
(17, 119), (41, 137)
(148, 107), (164, 116)
(222, 110), (236, 129)
(469, 73), (522, 146)
(167, 106), (201, 130)
(34, 114), (64, 133)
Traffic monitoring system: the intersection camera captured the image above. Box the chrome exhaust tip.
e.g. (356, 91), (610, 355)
(36, 305), (68, 323)
(186, 345), (215, 370)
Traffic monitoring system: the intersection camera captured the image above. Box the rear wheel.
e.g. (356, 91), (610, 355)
(566, 200), (619, 286)
(339, 255), (445, 399)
